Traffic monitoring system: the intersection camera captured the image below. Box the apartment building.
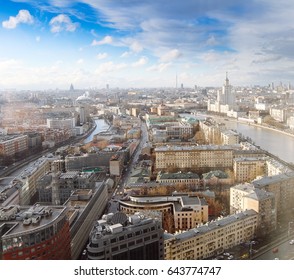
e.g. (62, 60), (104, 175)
(166, 122), (193, 140)
(86, 211), (164, 260)
(46, 117), (76, 129)
(221, 130), (239, 145)
(37, 171), (98, 204)
(252, 172), (294, 219)
(16, 155), (58, 205)
(230, 183), (276, 233)
(156, 171), (200, 188)
(233, 157), (266, 183)
(0, 134), (28, 157)
(155, 145), (233, 172)
(164, 209), (258, 260)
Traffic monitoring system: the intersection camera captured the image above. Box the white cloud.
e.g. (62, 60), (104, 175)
(35, 36), (41, 42)
(160, 49), (182, 62)
(49, 14), (79, 33)
(91, 35), (113, 46)
(120, 51), (131, 58)
(130, 41), (144, 53)
(2, 10), (34, 29)
(96, 53), (108, 60)
(76, 59), (84, 64)
(95, 61), (127, 75)
(132, 57), (148, 67)
(147, 62), (171, 72)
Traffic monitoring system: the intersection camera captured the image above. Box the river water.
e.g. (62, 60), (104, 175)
(83, 119), (109, 144)
(224, 120), (294, 164)
(181, 113), (294, 164)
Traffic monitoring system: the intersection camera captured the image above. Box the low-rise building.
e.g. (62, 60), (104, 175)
(156, 171), (200, 189)
(119, 194), (208, 232)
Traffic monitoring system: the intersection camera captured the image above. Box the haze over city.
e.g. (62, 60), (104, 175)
(1, 0), (294, 90)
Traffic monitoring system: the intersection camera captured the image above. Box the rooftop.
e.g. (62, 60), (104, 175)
(0, 204), (67, 238)
(165, 209), (258, 242)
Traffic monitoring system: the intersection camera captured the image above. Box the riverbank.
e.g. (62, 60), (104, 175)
(236, 119), (294, 139)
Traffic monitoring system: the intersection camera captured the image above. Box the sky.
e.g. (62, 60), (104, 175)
(1, 0), (294, 90)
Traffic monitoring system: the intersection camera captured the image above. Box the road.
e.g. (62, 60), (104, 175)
(254, 235), (294, 260)
(107, 119), (149, 214)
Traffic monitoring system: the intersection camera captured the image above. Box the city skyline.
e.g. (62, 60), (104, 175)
(1, 0), (294, 90)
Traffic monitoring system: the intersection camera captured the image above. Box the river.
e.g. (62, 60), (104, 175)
(224, 120), (294, 164)
(83, 119), (110, 144)
(182, 113), (294, 164)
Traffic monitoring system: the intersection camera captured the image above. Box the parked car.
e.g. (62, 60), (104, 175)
(289, 239), (294, 245)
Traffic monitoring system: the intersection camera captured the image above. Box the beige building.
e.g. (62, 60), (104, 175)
(109, 153), (124, 176)
(16, 155), (57, 205)
(119, 194), (208, 232)
(155, 145), (233, 172)
(156, 171), (200, 188)
(166, 122), (193, 141)
(233, 157), (266, 183)
(252, 172), (294, 219)
(230, 183), (276, 233)
(164, 209), (258, 260)
(221, 130), (239, 145)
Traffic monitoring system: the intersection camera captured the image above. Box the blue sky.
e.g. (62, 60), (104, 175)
(0, 0), (294, 90)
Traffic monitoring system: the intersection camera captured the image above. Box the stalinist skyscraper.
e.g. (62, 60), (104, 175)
(217, 72), (234, 106)
(208, 72), (237, 114)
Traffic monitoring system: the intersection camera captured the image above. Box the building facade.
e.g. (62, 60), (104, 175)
(230, 183), (276, 233)
(0, 134), (28, 158)
(155, 145), (233, 172)
(164, 210), (258, 260)
(0, 205), (71, 260)
(86, 212), (164, 260)
(119, 194), (208, 232)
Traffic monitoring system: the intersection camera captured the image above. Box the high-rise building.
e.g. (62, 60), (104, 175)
(86, 212), (164, 260)
(217, 72), (234, 106)
(0, 205), (71, 260)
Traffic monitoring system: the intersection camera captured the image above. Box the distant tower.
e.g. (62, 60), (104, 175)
(217, 72), (234, 106)
(70, 84), (74, 91)
(106, 84), (109, 90)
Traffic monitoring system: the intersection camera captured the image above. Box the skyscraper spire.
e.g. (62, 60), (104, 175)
(225, 72), (229, 86)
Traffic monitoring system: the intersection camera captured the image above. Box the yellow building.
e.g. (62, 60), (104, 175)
(164, 209), (258, 260)
(252, 172), (294, 219)
(233, 157), (266, 183)
(230, 183), (276, 233)
(155, 145), (233, 171)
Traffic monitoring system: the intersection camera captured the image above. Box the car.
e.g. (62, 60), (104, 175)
(223, 252), (230, 256)
(289, 239), (294, 245)
(272, 247), (279, 253)
(227, 255), (234, 260)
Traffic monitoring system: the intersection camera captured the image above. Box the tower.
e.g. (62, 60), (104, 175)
(219, 72), (234, 106)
